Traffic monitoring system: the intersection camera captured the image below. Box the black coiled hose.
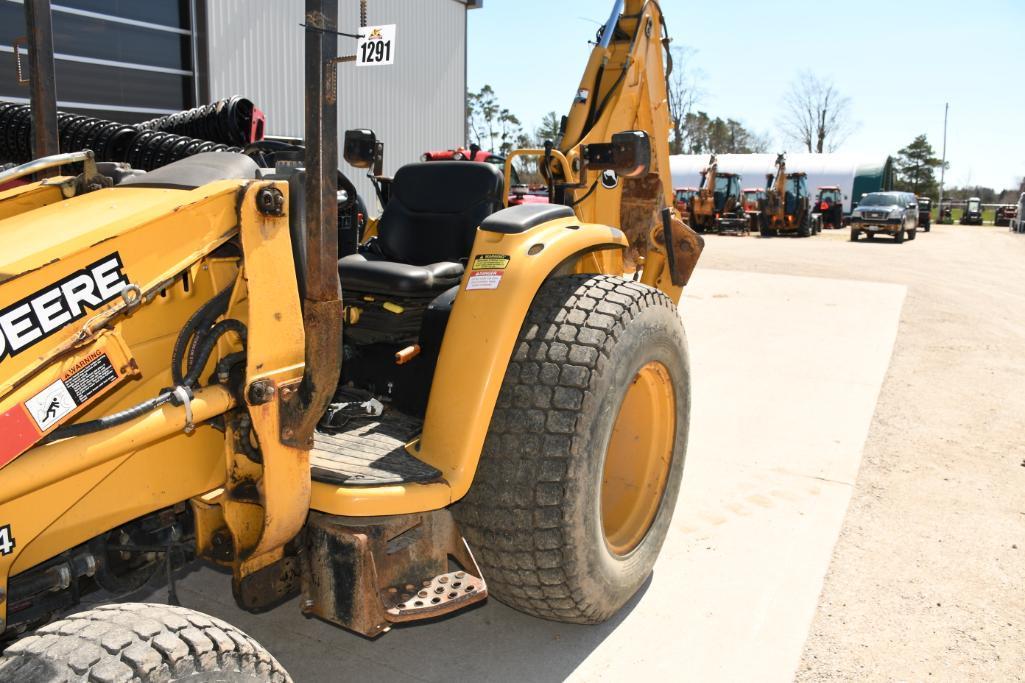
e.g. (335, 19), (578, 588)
(0, 103), (244, 170)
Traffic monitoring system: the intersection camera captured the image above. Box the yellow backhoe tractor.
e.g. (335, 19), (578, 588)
(688, 153), (744, 234)
(0, 0), (702, 678)
(757, 153), (816, 237)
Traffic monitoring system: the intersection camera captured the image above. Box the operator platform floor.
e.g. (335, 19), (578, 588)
(133, 267), (905, 682)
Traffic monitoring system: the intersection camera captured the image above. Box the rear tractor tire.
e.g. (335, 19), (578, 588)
(454, 275), (690, 624)
(798, 214), (812, 237)
(0, 603), (290, 682)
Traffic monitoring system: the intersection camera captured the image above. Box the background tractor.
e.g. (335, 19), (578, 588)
(960, 196), (984, 225)
(757, 153), (816, 237)
(993, 203), (1015, 227)
(0, 0), (701, 679)
(688, 154), (744, 234)
(815, 185), (845, 229)
(917, 196), (933, 231)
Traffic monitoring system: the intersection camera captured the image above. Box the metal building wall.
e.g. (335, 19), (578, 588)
(205, 0), (468, 210)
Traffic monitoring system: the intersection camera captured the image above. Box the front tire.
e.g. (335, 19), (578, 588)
(454, 275), (690, 624)
(0, 603), (290, 682)
(895, 222), (905, 243)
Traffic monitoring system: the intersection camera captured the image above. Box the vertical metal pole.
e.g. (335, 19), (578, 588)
(25, 0), (59, 162)
(304, 0), (339, 303)
(281, 0), (342, 449)
(938, 102), (948, 216)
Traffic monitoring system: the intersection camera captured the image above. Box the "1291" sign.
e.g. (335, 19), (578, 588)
(357, 24), (395, 66)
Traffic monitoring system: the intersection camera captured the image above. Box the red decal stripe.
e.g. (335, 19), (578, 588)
(0, 404), (42, 469)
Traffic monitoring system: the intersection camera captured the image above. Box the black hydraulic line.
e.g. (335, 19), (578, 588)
(40, 393), (174, 444)
(568, 179), (600, 207)
(43, 318), (247, 444)
(171, 285), (232, 386)
(182, 319), (247, 388)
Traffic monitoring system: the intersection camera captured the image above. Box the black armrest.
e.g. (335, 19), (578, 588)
(479, 204), (575, 234)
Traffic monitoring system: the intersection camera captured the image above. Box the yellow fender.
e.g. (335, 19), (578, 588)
(419, 214), (628, 501)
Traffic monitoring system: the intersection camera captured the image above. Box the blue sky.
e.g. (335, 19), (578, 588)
(469, 0), (1025, 190)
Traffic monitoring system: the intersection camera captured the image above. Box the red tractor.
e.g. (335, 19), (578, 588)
(674, 186), (698, 215)
(422, 144), (548, 206)
(815, 185), (845, 229)
(421, 144), (499, 163)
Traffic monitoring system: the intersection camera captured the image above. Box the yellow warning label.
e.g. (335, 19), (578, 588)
(472, 254), (510, 270)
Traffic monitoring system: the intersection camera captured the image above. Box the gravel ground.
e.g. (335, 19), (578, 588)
(698, 225), (1025, 681)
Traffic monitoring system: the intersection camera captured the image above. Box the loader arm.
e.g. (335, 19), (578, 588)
(557, 0), (680, 279)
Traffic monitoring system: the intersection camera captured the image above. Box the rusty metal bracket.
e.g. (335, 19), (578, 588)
(301, 509), (487, 638)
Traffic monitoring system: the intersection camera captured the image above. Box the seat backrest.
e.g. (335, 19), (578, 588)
(376, 161), (504, 265)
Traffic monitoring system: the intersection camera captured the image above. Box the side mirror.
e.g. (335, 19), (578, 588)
(343, 129), (383, 174)
(582, 130), (651, 178)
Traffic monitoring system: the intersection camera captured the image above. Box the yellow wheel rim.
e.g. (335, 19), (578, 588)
(601, 361), (676, 556)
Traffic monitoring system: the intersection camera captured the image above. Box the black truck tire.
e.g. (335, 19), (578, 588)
(454, 274), (690, 624)
(850, 228), (859, 241)
(0, 603), (290, 682)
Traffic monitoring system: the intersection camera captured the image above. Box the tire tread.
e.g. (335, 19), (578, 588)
(0, 603), (289, 682)
(456, 274), (682, 623)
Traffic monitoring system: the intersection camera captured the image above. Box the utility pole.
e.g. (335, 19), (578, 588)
(937, 102), (948, 217)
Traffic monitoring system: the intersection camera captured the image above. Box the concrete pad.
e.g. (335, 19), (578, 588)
(136, 268), (905, 682)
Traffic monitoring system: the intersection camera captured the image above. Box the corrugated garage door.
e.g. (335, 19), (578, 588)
(0, 0), (201, 124)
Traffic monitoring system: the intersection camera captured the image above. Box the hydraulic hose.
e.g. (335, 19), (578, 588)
(44, 318), (247, 444)
(182, 319), (248, 389)
(40, 393), (174, 444)
(170, 285), (233, 386)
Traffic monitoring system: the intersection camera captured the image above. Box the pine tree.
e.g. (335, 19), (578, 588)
(894, 134), (943, 197)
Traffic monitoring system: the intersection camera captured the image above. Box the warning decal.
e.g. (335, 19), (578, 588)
(63, 351), (117, 404)
(25, 380), (75, 431)
(24, 351), (119, 431)
(0, 347), (126, 470)
(472, 254), (510, 270)
(466, 270), (503, 291)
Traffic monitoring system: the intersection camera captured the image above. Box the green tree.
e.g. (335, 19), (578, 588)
(535, 111), (561, 146)
(466, 84), (523, 156)
(893, 134), (943, 197)
(682, 111), (770, 154)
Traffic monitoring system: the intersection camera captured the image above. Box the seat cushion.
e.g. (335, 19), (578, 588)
(339, 253), (463, 295)
(376, 161), (504, 265)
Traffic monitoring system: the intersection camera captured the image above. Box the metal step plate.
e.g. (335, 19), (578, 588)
(310, 411), (441, 486)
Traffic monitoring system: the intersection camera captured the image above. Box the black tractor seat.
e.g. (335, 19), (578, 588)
(338, 161), (504, 297)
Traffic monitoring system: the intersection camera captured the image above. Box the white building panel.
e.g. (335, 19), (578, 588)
(206, 0), (468, 209)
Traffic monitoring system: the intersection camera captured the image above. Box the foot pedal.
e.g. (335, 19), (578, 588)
(384, 568), (486, 622)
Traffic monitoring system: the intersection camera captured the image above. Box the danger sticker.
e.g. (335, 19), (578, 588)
(472, 254), (510, 270)
(24, 352), (119, 431)
(466, 270), (503, 291)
